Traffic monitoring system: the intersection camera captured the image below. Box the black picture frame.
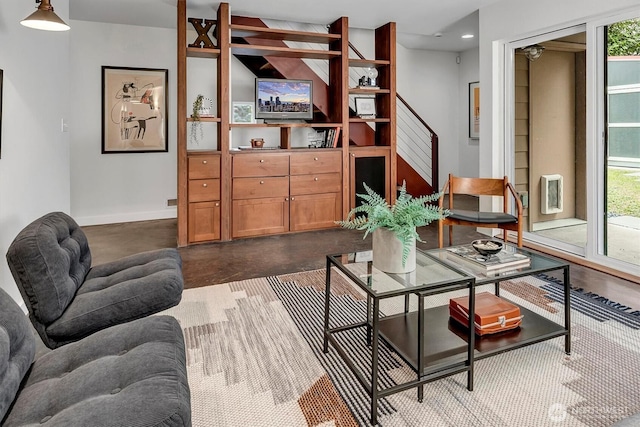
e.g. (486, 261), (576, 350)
(101, 66), (168, 153)
(469, 81), (480, 139)
(0, 69), (3, 159)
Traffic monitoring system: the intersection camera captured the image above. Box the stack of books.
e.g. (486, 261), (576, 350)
(445, 244), (530, 272)
(317, 127), (340, 148)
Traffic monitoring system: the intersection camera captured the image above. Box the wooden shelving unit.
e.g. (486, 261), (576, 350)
(177, 1), (396, 246)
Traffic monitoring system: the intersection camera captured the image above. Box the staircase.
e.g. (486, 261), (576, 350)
(230, 16), (439, 195)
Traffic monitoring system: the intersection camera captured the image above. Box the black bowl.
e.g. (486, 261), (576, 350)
(471, 239), (504, 256)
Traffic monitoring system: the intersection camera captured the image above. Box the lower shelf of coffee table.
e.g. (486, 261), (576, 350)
(378, 303), (567, 374)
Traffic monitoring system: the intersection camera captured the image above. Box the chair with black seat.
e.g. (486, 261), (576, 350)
(6, 211), (184, 349)
(438, 174), (523, 248)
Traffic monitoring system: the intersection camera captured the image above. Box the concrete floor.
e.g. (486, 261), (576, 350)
(82, 218), (640, 309)
(533, 217), (640, 266)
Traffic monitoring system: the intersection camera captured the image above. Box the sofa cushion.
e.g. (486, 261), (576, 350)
(0, 288), (36, 423)
(449, 209), (518, 224)
(6, 212), (91, 325)
(46, 249), (184, 344)
(3, 315), (191, 427)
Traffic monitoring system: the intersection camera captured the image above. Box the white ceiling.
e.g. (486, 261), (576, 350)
(67, 0), (501, 51)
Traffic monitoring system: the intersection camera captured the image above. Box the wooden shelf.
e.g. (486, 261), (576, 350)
(187, 117), (221, 122)
(231, 24), (341, 43)
(348, 58), (391, 68)
(349, 88), (391, 95)
(186, 47), (221, 58)
(230, 122), (342, 128)
(178, 3), (396, 247)
(349, 117), (391, 123)
(230, 43), (341, 59)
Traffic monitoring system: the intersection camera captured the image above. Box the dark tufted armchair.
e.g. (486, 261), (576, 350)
(6, 211), (184, 349)
(0, 287), (191, 426)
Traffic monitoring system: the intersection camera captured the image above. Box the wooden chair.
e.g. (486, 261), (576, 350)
(438, 174), (523, 247)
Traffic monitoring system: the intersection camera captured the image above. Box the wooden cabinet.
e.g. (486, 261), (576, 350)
(231, 151), (342, 237)
(187, 154), (221, 242)
(176, 1), (395, 245)
(290, 151), (342, 231)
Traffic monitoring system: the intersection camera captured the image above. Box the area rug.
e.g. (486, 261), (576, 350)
(161, 270), (640, 427)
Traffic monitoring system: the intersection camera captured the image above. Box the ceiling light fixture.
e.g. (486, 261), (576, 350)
(461, 34), (474, 39)
(522, 44), (545, 61)
(21, 0), (70, 32)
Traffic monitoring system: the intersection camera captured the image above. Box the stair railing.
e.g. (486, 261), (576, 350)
(253, 19), (439, 191)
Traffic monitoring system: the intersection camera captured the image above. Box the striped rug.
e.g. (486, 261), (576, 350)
(161, 270), (640, 427)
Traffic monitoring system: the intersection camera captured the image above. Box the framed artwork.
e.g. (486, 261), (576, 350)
(102, 66), (168, 153)
(0, 69), (3, 159)
(232, 101), (255, 123)
(469, 81), (480, 139)
(355, 97), (376, 118)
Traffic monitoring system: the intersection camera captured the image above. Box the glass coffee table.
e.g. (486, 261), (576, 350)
(323, 244), (570, 425)
(323, 249), (476, 425)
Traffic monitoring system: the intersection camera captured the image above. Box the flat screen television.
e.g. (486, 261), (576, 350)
(255, 78), (313, 121)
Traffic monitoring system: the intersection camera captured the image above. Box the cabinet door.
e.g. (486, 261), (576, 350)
(188, 201), (221, 243)
(232, 197), (289, 238)
(290, 192), (341, 232)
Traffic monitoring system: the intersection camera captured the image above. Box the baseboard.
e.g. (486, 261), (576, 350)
(74, 208), (177, 227)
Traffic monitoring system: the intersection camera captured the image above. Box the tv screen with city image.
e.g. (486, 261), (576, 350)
(255, 78), (313, 120)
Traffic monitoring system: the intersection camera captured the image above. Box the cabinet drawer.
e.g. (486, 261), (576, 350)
(290, 151), (341, 175)
(233, 177), (289, 199)
(233, 153), (289, 177)
(290, 172), (342, 196)
(188, 179), (220, 203)
(188, 155), (220, 179)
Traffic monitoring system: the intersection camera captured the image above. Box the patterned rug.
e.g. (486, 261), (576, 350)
(161, 270), (640, 427)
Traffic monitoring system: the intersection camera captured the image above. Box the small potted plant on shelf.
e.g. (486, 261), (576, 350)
(190, 94), (204, 144)
(336, 181), (448, 273)
(190, 94), (213, 144)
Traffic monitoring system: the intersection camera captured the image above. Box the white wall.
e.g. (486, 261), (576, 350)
(396, 45), (461, 186)
(69, 20), (177, 225)
(0, 1), (72, 305)
(458, 47), (479, 178)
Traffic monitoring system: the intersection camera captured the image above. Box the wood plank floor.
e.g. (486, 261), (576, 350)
(83, 218), (640, 310)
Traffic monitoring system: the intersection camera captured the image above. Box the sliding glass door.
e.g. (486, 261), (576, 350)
(603, 18), (640, 267)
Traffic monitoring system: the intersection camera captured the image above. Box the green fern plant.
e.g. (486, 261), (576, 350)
(336, 181), (449, 266)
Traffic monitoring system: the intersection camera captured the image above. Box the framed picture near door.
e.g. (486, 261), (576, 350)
(102, 66), (168, 153)
(469, 81), (480, 139)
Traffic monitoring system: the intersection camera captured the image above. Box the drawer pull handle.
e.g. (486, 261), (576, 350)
(203, 183), (208, 187)
(260, 159), (264, 163)
(314, 157), (318, 161)
(285, 197), (289, 201)
(314, 177), (319, 181)
(260, 180), (264, 184)
(351, 153), (355, 157)
(202, 160), (207, 164)
(215, 203), (219, 207)
(290, 197), (295, 201)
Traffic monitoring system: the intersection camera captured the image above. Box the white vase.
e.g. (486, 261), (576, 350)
(372, 227), (416, 273)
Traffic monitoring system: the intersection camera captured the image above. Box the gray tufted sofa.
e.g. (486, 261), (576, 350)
(0, 287), (191, 426)
(6, 212), (184, 348)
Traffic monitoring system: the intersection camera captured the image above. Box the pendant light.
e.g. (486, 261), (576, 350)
(21, 0), (70, 32)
